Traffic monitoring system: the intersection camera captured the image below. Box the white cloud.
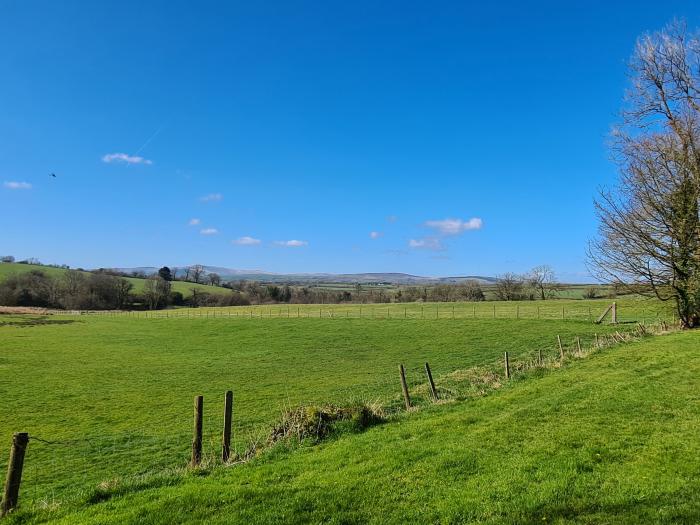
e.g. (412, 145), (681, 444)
(102, 153), (153, 165)
(3, 181), (32, 190)
(199, 193), (223, 202)
(369, 231), (384, 239)
(188, 218), (201, 226)
(275, 240), (308, 247)
(232, 236), (261, 246)
(386, 215), (398, 223)
(408, 237), (445, 251)
(200, 228), (219, 235)
(425, 217), (483, 235)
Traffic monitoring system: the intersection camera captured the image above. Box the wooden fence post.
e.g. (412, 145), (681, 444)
(612, 302), (617, 324)
(222, 391), (233, 462)
(1, 432), (29, 517)
(595, 333), (599, 347)
(424, 362), (438, 401)
(576, 337), (582, 353)
(557, 335), (564, 360)
(538, 348), (542, 365)
(399, 364), (411, 410)
(504, 352), (510, 379)
(191, 395), (203, 467)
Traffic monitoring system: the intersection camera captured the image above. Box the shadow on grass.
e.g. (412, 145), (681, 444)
(0, 317), (80, 328)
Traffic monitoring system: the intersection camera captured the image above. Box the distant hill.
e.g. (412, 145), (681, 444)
(109, 266), (498, 285)
(0, 263), (230, 297)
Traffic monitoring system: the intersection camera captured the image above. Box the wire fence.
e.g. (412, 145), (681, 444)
(1, 323), (663, 514)
(50, 301), (674, 325)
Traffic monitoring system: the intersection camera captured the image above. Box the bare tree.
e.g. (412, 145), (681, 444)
(494, 273), (525, 301)
(208, 273), (221, 286)
(190, 264), (205, 284)
(589, 21), (700, 328)
(528, 265), (558, 300)
(143, 276), (171, 310)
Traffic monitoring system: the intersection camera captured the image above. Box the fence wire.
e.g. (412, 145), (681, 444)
(1, 322), (662, 510)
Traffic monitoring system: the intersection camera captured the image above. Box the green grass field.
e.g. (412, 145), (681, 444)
(0, 263), (229, 298)
(86, 297), (674, 324)
(1, 310), (639, 512)
(1, 312), (697, 523)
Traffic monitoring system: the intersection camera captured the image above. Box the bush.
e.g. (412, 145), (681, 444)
(583, 287), (598, 299)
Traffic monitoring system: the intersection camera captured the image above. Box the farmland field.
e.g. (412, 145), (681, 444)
(0, 308), (697, 524)
(0, 304), (648, 512)
(77, 297), (675, 324)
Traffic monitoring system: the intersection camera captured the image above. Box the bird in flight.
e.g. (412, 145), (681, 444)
(49, 173), (57, 178)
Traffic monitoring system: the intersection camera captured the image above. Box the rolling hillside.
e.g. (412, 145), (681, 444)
(0, 263), (230, 298)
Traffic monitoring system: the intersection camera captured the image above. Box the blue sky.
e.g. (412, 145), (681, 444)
(2, 1), (699, 281)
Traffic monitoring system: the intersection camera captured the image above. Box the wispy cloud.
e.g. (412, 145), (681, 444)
(200, 228), (219, 235)
(386, 215), (398, 223)
(425, 217), (483, 235)
(199, 193), (223, 202)
(369, 231), (384, 239)
(408, 237), (445, 251)
(102, 153), (153, 165)
(3, 181), (32, 190)
(274, 240), (308, 247)
(232, 236), (261, 246)
(188, 218), (201, 226)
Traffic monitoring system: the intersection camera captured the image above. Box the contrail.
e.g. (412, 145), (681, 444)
(133, 123), (166, 157)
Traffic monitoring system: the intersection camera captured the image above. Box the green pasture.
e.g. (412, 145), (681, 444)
(1, 317), (697, 523)
(0, 312), (637, 511)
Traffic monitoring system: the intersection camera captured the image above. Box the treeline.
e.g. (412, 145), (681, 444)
(225, 280), (486, 305)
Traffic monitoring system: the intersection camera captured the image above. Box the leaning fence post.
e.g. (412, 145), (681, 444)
(504, 352), (510, 379)
(557, 335), (564, 360)
(1, 432), (29, 517)
(424, 362), (438, 401)
(222, 391), (233, 462)
(399, 364), (411, 410)
(191, 395), (203, 467)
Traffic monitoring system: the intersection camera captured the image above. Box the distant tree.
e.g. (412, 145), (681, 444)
(528, 265), (558, 300)
(494, 273), (525, 301)
(462, 280), (485, 301)
(190, 265), (205, 284)
(280, 285), (292, 302)
(114, 278), (133, 309)
(143, 276), (171, 310)
(1, 255), (15, 263)
(158, 266), (173, 281)
(0, 270), (53, 307)
(208, 273), (221, 286)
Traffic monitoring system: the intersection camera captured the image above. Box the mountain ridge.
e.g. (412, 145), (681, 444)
(106, 266), (498, 285)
